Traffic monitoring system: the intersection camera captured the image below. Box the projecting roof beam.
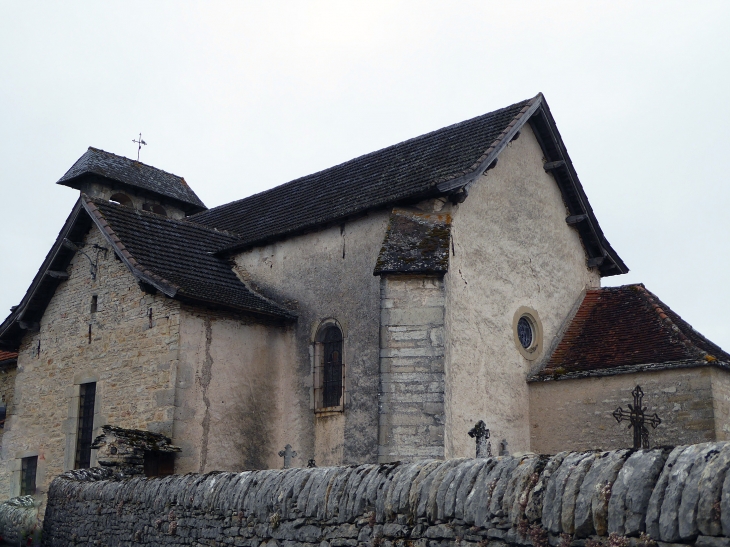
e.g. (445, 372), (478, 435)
(586, 256), (605, 268)
(543, 160), (566, 171)
(566, 214), (588, 225)
(45, 270), (70, 280)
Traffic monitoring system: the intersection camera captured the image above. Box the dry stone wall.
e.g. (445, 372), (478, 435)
(42, 442), (730, 547)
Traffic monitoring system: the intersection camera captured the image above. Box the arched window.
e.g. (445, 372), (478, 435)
(109, 193), (133, 207)
(143, 203), (168, 217)
(314, 322), (344, 411)
(151, 204), (167, 217)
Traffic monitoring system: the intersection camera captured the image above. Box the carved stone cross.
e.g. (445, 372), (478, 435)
(613, 385), (662, 449)
(278, 444), (297, 469)
(468, 420), (492, 458)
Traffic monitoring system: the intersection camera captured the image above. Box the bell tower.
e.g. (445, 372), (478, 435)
(56, 147), (207, 219)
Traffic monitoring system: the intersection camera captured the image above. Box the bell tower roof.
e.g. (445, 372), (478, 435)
(57, 147), (207, 213)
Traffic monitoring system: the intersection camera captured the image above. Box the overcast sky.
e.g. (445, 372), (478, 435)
(1, 1), (729, 350)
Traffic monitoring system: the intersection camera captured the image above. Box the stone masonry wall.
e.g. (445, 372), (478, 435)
(529, 368), (719, 454)
(0, 363), (17, 442)
(0, 227), (181, 503)
(42, 442), (730, 547)
(378, 275), (445, 463)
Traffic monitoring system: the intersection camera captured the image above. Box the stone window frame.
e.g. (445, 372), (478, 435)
(10, 450), (45, 498)
(512, 306), (543, 361)
(63, 373), (105, 471)
(310, 319), (347, 414)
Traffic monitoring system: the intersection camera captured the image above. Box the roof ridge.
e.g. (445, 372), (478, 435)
(633, 284), (729, 362)
(190, 96), (536, 221)
(437, 94), (541, 188)
(86, 197), (243, 240)
(87, 147), (187, 183)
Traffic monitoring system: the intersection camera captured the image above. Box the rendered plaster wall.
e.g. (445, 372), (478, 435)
(173, 307), (297, 473)
(0, 227), (181, 505)
(529, 368), (719, 454)
(42, 442), (730, 546)
(235, 211), (390, 467)
(378, 275), (445, 462)
(444, 123), (601, 458)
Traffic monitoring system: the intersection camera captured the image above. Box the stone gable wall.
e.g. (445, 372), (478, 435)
(42, 442), (730, 547)
(0, 226), (181, 503)
(444, 123), (602, 459)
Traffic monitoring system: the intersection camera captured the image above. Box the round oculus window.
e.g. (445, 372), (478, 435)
(517, 317), (533, 349)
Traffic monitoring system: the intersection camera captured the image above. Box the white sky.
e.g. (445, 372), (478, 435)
(1, 1), (729, 350)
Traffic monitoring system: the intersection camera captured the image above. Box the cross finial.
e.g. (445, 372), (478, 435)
(613, 385), (662, 449)
(468, 420), (492, 458)
(278, 444), (297, 469)
(132, 133), (147, 161)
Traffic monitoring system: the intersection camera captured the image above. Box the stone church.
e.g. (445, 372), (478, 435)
(1, 93), (728, 506)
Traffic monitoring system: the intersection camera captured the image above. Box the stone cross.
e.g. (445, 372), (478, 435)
(613, 385), (662, 449)
(278, 444), (297, 469)
(468, 420), (492, 458)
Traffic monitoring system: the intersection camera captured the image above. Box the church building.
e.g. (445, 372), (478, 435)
(1, 93), (728, 507)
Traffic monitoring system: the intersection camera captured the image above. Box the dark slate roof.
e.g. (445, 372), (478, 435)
(191, 97), (536, 252)
(84, 198), (293, 320)
(374, 209), (451, 275)
(190, 94), (626, 277)
(530, 284), (730, 381)
(58, 147), (207, 212)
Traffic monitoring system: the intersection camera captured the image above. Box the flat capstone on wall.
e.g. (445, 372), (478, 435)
(41, 442), (730, 547)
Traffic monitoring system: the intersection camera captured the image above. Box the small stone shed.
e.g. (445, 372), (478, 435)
(529, 284), (730, 453)
(91, 425), (181, 477)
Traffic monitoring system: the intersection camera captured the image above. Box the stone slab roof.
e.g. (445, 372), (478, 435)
(91, 425), (180, 453)
(85, 197), (294, 320)
(374, 208), (451, 275)
(58, 147), (207, 212)
(191, 98), (534, 251)
(531, 284), (730, 381)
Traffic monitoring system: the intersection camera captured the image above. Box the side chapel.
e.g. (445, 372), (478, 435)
(1, 93), (728, 507)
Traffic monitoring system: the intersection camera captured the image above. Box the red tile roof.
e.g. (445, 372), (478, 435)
(533, 284), (730, 380)
(0, 351), (17, 363)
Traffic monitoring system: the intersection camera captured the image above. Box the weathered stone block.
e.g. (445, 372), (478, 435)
(608, 448), (669, 537)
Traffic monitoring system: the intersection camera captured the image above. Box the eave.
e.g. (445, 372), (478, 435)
(438, 93), (628, 277)
(0, 200), (91, 351)
(527, 358), (730, 382)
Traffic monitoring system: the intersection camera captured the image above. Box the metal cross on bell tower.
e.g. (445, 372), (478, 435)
(612, 385), (662, 449)
(132, 133), (147, 161)
(468, 420), (492, 458)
